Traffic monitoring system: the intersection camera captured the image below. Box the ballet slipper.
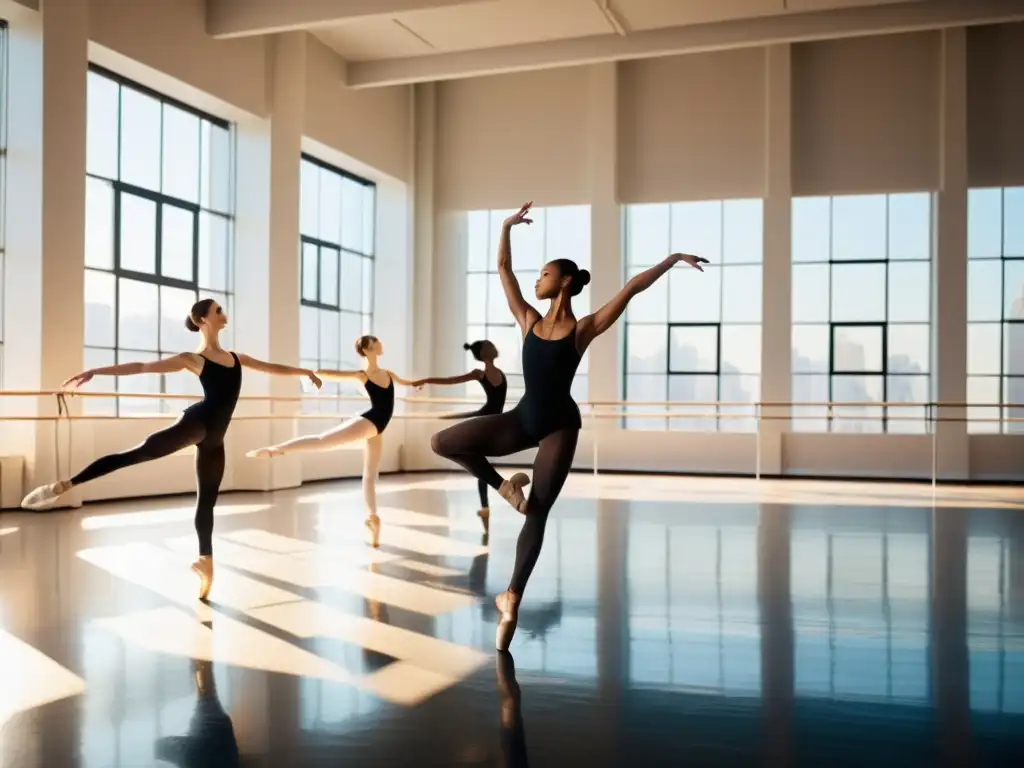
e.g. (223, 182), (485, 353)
(21, 480), (72, 511)
(478, 506), (490, 532)
(245, 447), (283, 459)
(365, 515), (381, 548)
(498, 473), (530, 515)
(192, 556), (214, 600)
(495, 590), (521, 651)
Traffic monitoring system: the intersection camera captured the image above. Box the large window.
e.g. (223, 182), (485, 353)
(791, 193), (933, 433)
(465, 206), (590, 403)
(298, 155), (375, 413)
(83, 66), (234, 414)
(623, 200), (762, 431)
(966, 187), (1024, 434)
(0, 21), (7, 386)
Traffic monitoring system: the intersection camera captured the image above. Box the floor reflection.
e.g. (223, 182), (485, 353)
(0, 473), (1022, 765)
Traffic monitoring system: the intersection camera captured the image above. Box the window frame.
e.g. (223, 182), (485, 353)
(0, 20), (8, 385)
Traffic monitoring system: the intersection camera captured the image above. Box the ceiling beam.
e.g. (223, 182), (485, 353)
(207, 0), (491, 39)
(346, 0), (1024, 87)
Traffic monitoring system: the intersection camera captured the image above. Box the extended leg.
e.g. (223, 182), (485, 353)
(363, 434), (384, 547)
(192, 440), (225, 600)
(247, 416), (378, 458)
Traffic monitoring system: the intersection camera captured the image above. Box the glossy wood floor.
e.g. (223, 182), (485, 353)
(1, 472), (1023, 767)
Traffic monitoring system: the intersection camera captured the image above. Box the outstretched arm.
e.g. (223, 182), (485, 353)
(388, 371), (424, 387)
(237, 354), (322, 389)
(576, 253), (708, 351)
(62, 353), (196, 390)
(498, 202), (542, 335)
(317, 368), (366, 382)
(411, 371), (482, 387)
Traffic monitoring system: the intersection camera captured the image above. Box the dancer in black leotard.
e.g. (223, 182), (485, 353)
(414, 339), (507, 528)
(246, 334), (420, 547)
(431, 201), (707, 649)
(20, 298), (321, 598)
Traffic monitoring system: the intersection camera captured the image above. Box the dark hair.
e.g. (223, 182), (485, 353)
(355, 335), (379, 357)
(463, 340), (489, 361)
(551, 258), (591, 297)
(185, 298), (216, 332)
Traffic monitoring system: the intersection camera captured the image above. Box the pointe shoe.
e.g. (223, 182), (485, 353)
(498, 473), (530, 515)
(365, 515), (381, 548)
(21, 480), (71, 511)
(495, 590), (521, 651)
(192, 557), (214, 600)
(478, 506), (490, 532)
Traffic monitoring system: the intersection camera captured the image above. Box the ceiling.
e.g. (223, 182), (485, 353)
(205, 0), (1024, 86)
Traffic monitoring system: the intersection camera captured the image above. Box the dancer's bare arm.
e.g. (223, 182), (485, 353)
(388, 371), (423, 387)
(576, 253), (708, 352)
(497, 202), (542, 336)
(412, 371), (482, 387)
(317, 368), (367, 382)
(238, 354), (322, 389)
(62, 353), (198, 390)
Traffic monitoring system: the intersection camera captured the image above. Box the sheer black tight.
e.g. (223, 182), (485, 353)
(70, 411), (225, 557)
(431, 412), (579, 594)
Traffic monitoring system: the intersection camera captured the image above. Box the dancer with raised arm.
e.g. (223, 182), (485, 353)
(246, 334), (418, 548)
(21, 298), (322, 599)
(415, 339), (507, 529)
(431, 202), (707, 649)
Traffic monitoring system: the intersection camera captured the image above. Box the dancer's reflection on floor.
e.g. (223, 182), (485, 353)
(154, 655), (240, 768)
(496, 651), (528, 767)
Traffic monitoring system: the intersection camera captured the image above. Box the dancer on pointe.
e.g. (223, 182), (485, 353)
(246, 334), (419, 548)
(431, 201), (707, 649)
(414, 339), (507, 529)
(21, 299), (322, 599)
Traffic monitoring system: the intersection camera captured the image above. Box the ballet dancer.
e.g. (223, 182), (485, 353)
(246, 334), (419, 548)
(414, 339), (507, 528)
(431, 201), (706, 649)
(20, 298), (322, 598)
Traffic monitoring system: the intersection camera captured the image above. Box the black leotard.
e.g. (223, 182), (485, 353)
(479, 371), (508, 415)
(187, 352), (243, 436)
(511, 321), (582, 442)
(361, 375), (395, 434)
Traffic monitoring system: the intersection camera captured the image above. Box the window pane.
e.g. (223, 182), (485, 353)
(319, 309), (340, 363)
(888, 193), (931, 260)
(721, 265), (761, 323)
(968, 260), (1002, 322)
(339, 312), (362, 365)
(86, 72), (119, 179)
(1004, 322), (1024, 376)
(161, 204), (194, 281)
(669, 264), (719, 323)
(84, 270), (115, 347)
(301, 242), (318, 302)
(888, 324), (929, 374)
(671, 201), (721, 263)
(85, 177), (114, 269)
(82, 347), (116, 415)
(341, 177), (366, 253)
(117, 278), (158, 351)
(467, 210), (490, 272)
(627, 204), (669, 267)
(792, 264), (829, 323)
(200, 122), (231, 214)
(832, 194), (886, 261)
(117, 349), (160, 415)
(512, 206), (545, 270)
(792, 196), (830, 263)
(487, 325), (522, 376)
(1004, 260), (1024, 319)
(792, 373), (829, 432)
(967, 323), (1001, 375)
(668, 374), (718, 432)
(720, 325), (761, 375)
(887, 261), (929, 323)
(669, 325), (718, 373)
(1005, 377), (1024, 434)
(831, 263), (885, 322)
(1005, 187), (1024, 257)
(831, 375), (883, 433)
(546, 205), (590, 266)
(361, 312), (372, 336)
(119, 87), (161, 191)
(626, 324), (667, 374)
(300, 305), (319, 360)
(627, 266), (668, 323)
(487, 272), (509, 324)
(318, 169), (342, 244)
(320, 247), (340, 307)
(119, 193), (157, 274)
(362, 186), (375, 255)
(722, 199), (762, 264)
(967, 376), (1000, 434)
(466, 273), (487, 324)
(161, 104), (200, 203)
(160, 285), (197, 353)
(300, 160), (319, 237)
(625, 374), (667, 430)
(887, 374), (929, 434)
(793, 324), (829, 373)
(340, 251), (361, 311)
(719, 373), (759, 432)
(198, 212), (229, 291)
(362, 257), (373, 314)
(967, 188), (1002, 259)
(833, 325), (883, 372)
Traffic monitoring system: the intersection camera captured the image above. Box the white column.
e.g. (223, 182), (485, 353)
(933, 28), (969, 480)
(760, 45), (792, 477)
